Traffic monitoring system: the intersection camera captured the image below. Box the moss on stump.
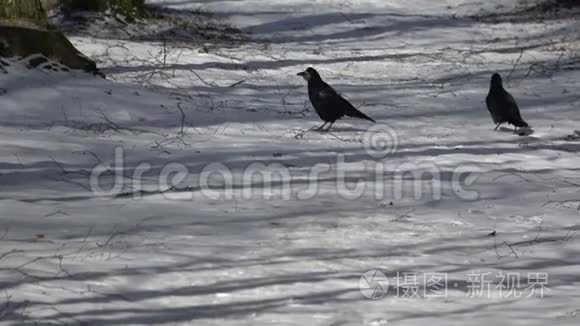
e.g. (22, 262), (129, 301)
(0, 0), (48, 28)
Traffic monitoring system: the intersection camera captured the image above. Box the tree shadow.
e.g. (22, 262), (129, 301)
(0, 222), (577, 324)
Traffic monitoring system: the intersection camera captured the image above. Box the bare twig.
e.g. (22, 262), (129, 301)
(506, 48), (524, 81)
(503, 241), (520, 258)
(0, 224), (11, 241)
(176, 102), (187, 136)
(340, 12), (355, 24)
(293, 126), (318, 139)
(150, 102), (190, 153)
(0, 250), (21, 261)
(228, 79), (246, 88)
(96, 225), (120, 248)
(190, 70), (218, 87)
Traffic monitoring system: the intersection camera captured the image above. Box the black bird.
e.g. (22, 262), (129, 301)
(297, 67), (375, 131)
(486, 73), (528, 132)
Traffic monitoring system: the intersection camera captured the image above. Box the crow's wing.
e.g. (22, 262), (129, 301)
(308, 83), (348, 120)
(486, 93), (502, 123)
(320, 87), (375, 122)
(316, 85), (340, 100)
(485, 94), (493, 114)
(310, 82), (375, 122)
(504, 91), (528, 127)
(314, 85), (347, 109)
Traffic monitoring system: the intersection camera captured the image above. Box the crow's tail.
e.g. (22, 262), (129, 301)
(345, 106), (376, 122)
(513, 119), (529, 128)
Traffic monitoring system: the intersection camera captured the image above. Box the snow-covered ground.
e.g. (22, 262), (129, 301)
(1, 0), (580, 324)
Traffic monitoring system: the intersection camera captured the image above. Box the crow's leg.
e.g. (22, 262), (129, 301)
(494, 123), (502, 131)
(324, 121), (335, 132)
(315, 122), (328, 131)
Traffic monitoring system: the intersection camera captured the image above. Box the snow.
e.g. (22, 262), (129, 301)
(1, 0), (580, 325)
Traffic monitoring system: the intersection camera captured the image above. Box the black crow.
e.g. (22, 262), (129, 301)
(486, 73), (528, 132)
(297, 67), (375, 131)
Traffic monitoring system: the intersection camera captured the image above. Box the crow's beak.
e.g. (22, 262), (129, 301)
(297, 71), (306, 76)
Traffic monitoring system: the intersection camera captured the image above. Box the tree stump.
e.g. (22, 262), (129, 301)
(0, 0), (98, 73)
(0, 26), (97, 72)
